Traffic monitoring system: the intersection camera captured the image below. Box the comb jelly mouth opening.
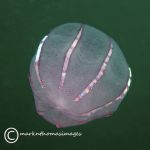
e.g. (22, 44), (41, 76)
(29, 23), (132, 128)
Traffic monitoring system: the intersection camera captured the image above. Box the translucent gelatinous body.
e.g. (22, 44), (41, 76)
(29, 23), (132, 128)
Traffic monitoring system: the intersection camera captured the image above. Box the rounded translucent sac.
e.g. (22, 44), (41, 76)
(29, 23), (132, 128)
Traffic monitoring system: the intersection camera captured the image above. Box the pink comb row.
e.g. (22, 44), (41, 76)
(79, 67), (132, 116)
(59, 25), (84, 89)
(74, 39), (113, 102)
(35, 35), (48, 88)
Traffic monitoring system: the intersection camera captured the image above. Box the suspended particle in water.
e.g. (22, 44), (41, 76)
(29, 23), (132, 128)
